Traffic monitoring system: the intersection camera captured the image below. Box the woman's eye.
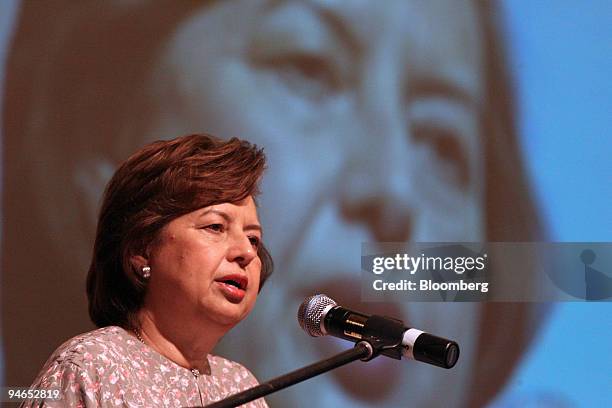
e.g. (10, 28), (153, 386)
(248, 236), (261, 248)
(412, 124), (470, 188)
(206, 224), (224, 233)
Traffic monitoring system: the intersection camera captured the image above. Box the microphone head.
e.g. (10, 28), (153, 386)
(297, 294), (337, 337)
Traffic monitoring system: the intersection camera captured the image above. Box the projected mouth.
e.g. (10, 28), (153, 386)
(302, 278), (404, 402)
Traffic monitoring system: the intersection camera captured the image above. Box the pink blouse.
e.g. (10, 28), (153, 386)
(22, 326), (268, 407)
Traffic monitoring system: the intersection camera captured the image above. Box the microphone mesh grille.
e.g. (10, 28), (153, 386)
(297, 294), (337, 337)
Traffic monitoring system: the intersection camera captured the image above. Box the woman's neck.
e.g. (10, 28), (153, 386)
(134, 308), (228, 374)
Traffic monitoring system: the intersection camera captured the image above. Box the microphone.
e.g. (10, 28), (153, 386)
(297, 294), (459, 369)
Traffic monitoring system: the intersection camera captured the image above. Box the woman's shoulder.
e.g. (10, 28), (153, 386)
(25, 327), (155, 407)
(44, 326), (134, 368)
(28, 326), (138, 395)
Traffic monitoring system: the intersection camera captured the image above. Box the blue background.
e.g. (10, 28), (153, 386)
(494, 1), (612, 406)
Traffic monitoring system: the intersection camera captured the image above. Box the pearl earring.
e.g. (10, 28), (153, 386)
(141, 266), (151, 279)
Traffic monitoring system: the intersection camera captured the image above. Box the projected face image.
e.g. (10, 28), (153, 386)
(130, 0), (485, 406)
(19, 0), (486, 406)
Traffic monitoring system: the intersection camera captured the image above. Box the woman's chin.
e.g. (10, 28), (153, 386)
(202, 297), (253, 328)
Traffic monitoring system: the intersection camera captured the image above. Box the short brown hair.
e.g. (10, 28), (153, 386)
(87, 133), (273, 328)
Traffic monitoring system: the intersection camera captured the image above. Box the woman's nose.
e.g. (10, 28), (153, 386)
(338, 56), (415, 242)
(227, 234), (258, 268)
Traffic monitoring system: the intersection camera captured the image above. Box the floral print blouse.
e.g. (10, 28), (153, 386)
(21, 326), (268, 407)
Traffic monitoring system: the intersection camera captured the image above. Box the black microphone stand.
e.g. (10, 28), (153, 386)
(202, 341), (377, 408)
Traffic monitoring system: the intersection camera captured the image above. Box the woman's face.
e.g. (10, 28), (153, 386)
(141, 197), (262, 329)
(143, 0), (484, 405)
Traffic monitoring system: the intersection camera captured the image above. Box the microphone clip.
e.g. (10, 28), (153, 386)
(358, 314), (405, 361)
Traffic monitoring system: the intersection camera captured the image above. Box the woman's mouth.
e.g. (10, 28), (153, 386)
(215, 274), (248, 303)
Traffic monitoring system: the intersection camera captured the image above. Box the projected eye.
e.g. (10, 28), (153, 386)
(412, 123), (470, 189)
(255, 53), (340, 101)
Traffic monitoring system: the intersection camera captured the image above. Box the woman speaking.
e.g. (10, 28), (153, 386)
(23, 134), (272, 407)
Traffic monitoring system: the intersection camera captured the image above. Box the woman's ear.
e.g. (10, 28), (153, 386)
(129, 254), (150, 277)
